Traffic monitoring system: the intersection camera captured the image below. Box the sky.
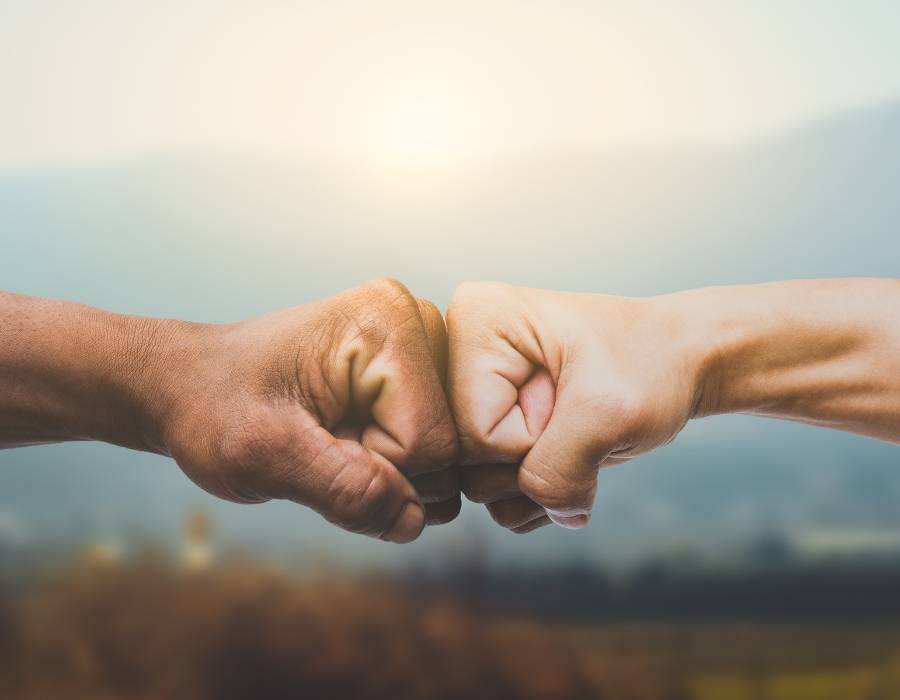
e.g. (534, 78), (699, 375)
(3, 1), (900, 170)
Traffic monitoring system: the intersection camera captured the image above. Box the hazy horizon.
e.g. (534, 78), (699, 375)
(2, 96), (899, 570)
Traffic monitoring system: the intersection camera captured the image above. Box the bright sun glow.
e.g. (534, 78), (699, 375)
(337, 62), (495, 174)
(374, 98), (459, 170)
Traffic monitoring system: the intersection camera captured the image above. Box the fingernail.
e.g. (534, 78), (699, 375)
(385, 503), (425, 544)
(548, 512), (590, 530)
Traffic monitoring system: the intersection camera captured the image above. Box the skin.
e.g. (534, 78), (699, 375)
(0, 279), (460, 543)
(447, 278), (900, 533)
(4, 276), (899, 541)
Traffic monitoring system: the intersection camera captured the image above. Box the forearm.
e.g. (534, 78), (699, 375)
(0, 291), (196, 452)
(669, 278), (900, 442)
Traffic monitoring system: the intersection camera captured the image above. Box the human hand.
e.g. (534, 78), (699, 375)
(447, 282), (703, 531)
(152, 279), (459, 543)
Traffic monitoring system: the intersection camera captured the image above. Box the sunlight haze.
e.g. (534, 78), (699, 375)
(4, 1), (900, 170)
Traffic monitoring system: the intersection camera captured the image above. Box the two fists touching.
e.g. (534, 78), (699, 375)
(161, 278), (703, 543)
(6, 277), (895, 543)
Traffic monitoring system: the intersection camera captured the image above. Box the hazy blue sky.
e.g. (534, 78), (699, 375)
(3, 1), (900, 169)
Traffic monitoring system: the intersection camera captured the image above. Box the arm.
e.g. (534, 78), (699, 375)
(0, 290), (181, 451)
(447, 278), (900, 532)
(0, 282), (461, 542)
(681, 278), (900, 442)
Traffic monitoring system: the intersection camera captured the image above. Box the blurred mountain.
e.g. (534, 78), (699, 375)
(1, 101), (899, 568)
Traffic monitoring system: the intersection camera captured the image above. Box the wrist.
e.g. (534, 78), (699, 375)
(656, 280), (883, 423)
(66, 305), (213, 454)
(653, 286), (752, 420)
(0, 294), (207, 451)
(99, 313), (215, 455)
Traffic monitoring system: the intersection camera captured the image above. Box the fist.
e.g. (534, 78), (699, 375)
(447, 282), (700, 532)
(161, 279), (460, 543)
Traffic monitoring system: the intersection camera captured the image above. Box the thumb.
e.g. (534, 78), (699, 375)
(416, 297), (449, 383)
(270, 423), (426, 544)
(518, 385), (616, 530)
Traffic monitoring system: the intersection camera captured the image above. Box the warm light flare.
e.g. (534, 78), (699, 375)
(378, 99), (455, 167)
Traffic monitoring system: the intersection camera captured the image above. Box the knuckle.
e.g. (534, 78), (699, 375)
(328, 455), (397, 535)
(456, 423), (525, 466)
(337, 279), (420, 350)
(457, 430), (493, 466)
(408, 418), (459, 467)
(367, 277), (414, 301)
(517, 465), (569, 511)
(343, 304), (390, 349)
(365, 278), (418, 318)
(519, 464), (596, 517)
(416, 297), (443, 326)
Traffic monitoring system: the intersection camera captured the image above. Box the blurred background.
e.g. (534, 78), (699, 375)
(2, 1), (900, 698)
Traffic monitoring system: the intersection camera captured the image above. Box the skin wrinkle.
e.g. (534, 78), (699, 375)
(354, 464), (395, 538)
(314, 330), (353, 430)
(404, 414), (458, 471)
(261, 420), (324, 500)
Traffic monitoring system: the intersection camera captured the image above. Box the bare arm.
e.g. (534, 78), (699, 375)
(0, 284), (461, 542)
(0, 291), (184, 451)
(448, 278), (900, 532)
(682, 278), (900, 442)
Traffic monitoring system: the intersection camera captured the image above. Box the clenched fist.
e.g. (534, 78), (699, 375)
(164, 279), (460, 542)
(0, 280), (459, 543)
(447, 282), (708, 532)
(448, 278), (900, 534)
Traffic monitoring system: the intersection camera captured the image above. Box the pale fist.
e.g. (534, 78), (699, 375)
(447, 282), (701, 531)
(161, 279), (459, 543)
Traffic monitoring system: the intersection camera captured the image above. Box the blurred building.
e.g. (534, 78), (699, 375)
(181, 511), (214, 571)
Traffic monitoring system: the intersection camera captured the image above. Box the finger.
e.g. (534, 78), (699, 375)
(518, 368), (555, 438)
(412, 467), (460, 504)
(416, 297), (449, 384)
(460, 463), (521, 504)
(446, 285), (555, 465)
(486, 496), (546, 530)
(425, 494), (462, 526)
(446, 334), (534, 464)
(511, 515), (552, 534)
(263, 418), (425, 544)
(359, 284), (458, 476)
(446, 285), (536, 463)
(332, 422), (362, 442)
(518, 372), (617, 530)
